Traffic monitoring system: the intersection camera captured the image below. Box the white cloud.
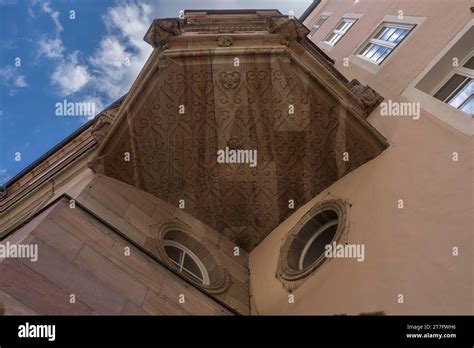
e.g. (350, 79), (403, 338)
(14, 75), (28, 87)
(84, 0), (311, 105)
(32, 0), (313, 111)
(87, 1), (153, 102)
(33, 0), (152, 103)
(0, 66), (28, 95)
(30, 0), (63, 36)
(30, 0), (87, 97)
(105, 1), (152, 50)
(51, 52), (91, 95)
(31, 1), (88, 97)
(38, 38), (65, 59)
(33, 1), (66, 62)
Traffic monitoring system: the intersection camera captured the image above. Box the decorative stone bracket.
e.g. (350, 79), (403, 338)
(347, 79), (384, 116)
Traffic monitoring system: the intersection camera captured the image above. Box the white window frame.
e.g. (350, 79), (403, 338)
(431, 55), (473, 116)
(357, 22), (414, 65)
(401, 20), (473, 135)
(324, 18), (357, 46)
(309, 14), (330, 36)
(349, 15), (425, 75)
(163, 240), (210, 285)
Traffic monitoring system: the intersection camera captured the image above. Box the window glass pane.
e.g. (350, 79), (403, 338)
(340, 22), (349, 33)
(386, 28), (406, 43)
(360, 23), (413, 65)
(302, 223), (338, 269)
(434, 74), (468, 101)
(361, 43), (374, 56)
(459, 95), (474, 115)
(393, 28), (409, 43)
(326, 19), (355, 46)
(463, 56), (474, 69)
(183, 253), (204, 280)
(371, 46), (387, 61)
(448, 79), (474, 109)
(331, 34), (342, 45)
(336, 19), (353, 33)
(325, 32), (335, 43)
(335, 20), (348, 31)
(375, 26), (390, 40)
(326, 32), (340, 45)
(376, 47), (392, 63)
(364, 43), (381, 59)
(380, 27), (396, 41)
(164, 245), (182, 264)
(342, 21), (354, 33)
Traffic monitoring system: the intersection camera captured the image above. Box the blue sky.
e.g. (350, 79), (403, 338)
(0, 0), (312, 185)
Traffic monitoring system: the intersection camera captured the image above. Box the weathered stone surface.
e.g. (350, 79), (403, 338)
(108, 239), (165, 294)
(91, 96), (125, 145)
(74, 245), (148, 305)
(347, 79), (384, 116)
(90, 11), (388, 251)
(94, 12), (388, 251)
(77, 175), (249, 313)
(52, 204), (115, 256)
(32, 219), (84, 261)
(0, 289), (37, 315)
(6, 198), (231, 315)
(0, 260), (92, 315)
(22, 238), (127, 315)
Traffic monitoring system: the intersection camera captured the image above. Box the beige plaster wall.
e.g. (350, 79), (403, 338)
(305, 0), (472, 98)
(249, 0), (473, 315)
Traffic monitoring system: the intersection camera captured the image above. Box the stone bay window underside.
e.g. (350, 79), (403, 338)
(90, 10), (388, 251)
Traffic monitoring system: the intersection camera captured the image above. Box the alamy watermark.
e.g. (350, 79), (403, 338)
(18, 322), (55, 341)
(324, 242), (365, 262)
(55, 99), (96, 119)
(217, 147), (257, 167)
(380, 99), (420, 120)
(0, 242), (38, 262)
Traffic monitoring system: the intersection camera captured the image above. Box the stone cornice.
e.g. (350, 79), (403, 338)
(0, 127), (95, 212)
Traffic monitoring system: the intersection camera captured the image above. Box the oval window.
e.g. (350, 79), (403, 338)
(163, 240), (210, 286)
(299, 219), (338, 270)
(278, 200), (347, 281)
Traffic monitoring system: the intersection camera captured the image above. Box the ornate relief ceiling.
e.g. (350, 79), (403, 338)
(90, 10), (388, 251)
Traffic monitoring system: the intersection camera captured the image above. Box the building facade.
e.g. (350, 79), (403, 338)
(249, 0), (472, 315)
(0, 2), (472, 316)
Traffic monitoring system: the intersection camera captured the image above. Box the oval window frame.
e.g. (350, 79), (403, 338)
(154, 221), (231, 293)
(278, 199), (349, 282)
(162, 240), (211, 286)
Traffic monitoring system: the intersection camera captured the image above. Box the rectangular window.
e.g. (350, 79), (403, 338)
(358, 23), (414, 64)
(309, 15), (329, 36)
(434, 56), (474, 116)
(324, 18), (356, 46)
